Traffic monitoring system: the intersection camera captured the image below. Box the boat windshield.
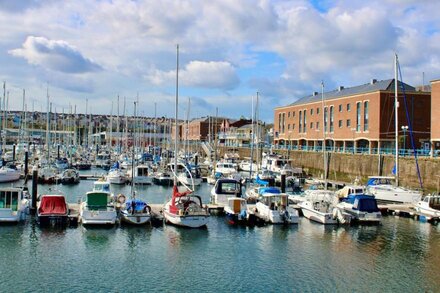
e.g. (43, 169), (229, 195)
(0, 190), (20, 211)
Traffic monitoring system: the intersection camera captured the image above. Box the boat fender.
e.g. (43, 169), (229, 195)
(117, 194), (126, 204)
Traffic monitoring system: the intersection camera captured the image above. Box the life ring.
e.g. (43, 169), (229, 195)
(144, 205), (152, 213)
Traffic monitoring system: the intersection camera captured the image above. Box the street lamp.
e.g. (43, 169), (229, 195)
(401, 125), (408, 152)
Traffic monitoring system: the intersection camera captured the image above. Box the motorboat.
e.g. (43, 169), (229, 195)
(336, 193), (382, 224)
(106, 162), (127, 185)
(152, 170), (173, 186)
(215, 162), (237, 175)
(298, 190), (351, 225)
(59, 168), (80, 185)
(163, 185), (210, 228)
(120, 198), (152, 225)
(0, 166), (21, 183)
(37, 194), (69, 226)
(95, 151), (111, 169)
(255, 191), (299, 224)
(224, 197), (255, 226)
(72, 160), (91, 170)
(0, 187), (29, 222)
(238, 160), (258, 172)
(415, 195), (440, 220)
(366, 176), (422, 204)
(80, 181), (117, 225)
(38, 165), (58, 184)
(127, 164), (152, 185)
(210, 178), (242, 206)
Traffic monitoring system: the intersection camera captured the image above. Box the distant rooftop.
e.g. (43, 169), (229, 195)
(287, 78), (416, 107)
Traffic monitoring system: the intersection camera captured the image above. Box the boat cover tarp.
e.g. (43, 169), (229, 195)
(343, 195), (379, 213)
(39, 196), (67, 215)
(126, 199), (147, 212)
(255, 175), (269, 186)
(87, 192), (108, 209)
(259, 187), (281, 195)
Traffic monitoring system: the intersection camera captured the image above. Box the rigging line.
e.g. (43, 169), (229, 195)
(397, 61), (423, 190)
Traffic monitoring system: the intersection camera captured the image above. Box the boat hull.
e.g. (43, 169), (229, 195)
(80, 210), (117, 225)
(299, 204), (339, 225)
(163, 209), (209, 228)
(120, 212), (151, 225)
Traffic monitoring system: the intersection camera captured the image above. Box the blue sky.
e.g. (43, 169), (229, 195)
(0, 0), (439, 122)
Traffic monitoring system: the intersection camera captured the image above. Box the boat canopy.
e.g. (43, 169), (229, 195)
(343, 195), (379, 213)
(215, 179), (241, 196)
(39, 195), (67, 215)
(125, 199), (147, 212)
(255, 175), (269, 186)
(86, 192), (109, 209)
(93, 181), (110, 192)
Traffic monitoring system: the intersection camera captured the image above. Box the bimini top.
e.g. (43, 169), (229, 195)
(125, 199), (147, 212)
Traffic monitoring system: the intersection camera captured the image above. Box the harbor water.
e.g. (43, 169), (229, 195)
(1, 173), (440, 292)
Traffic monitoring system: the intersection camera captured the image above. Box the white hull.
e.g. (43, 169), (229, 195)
(80, 206), (117, 225)
(337, 202), (382, 223)
(0, 209), (26, 222)
(367, 185), (421, 204)
(416, 206), (440, 218)
(121, 212), (151, 225)
(255, 202), (299, 224)
(299, 202), (338, 225)
(0, 169), (21, 183)
(177, 174), (202, 186)
(131, 176), (153, 185)
(163, 202), (209, 228)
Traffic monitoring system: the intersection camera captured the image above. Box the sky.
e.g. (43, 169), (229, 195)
(0, 0), (439, 122)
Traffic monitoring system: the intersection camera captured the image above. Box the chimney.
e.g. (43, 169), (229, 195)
(370, 79), (377, 85)
(338, 86), (344, 91)
(312, 91), (318, 96)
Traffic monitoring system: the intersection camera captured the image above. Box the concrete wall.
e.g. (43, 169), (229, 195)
(220, 146), (440, 192)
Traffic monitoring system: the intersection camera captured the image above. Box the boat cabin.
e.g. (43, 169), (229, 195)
(227, 198), (246, 214)
(260, 193), (289, 211)
(214, 179), (242, 197)
(0, 188), (21, 211)
(86, 192), (111, 210)
(422, 196), (440, 211)
(342, 195), (379, 213)
(93, 181), (111, 193)
(336, 185), (366, 199)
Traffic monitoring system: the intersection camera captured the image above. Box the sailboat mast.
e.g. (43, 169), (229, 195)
(174, 44), (179, 186)
(2, 82), (6, 155)
(46, 87), (50, 163)
(394, 53), (399, 187)
(132, 101), (136, 198)
(321, 81), (327, 189)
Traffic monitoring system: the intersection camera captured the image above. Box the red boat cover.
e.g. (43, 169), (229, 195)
(39, 196), (67, 215)
(170, 186), (192, 214)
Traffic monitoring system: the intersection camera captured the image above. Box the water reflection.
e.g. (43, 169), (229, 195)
(82, 225), (117, 249)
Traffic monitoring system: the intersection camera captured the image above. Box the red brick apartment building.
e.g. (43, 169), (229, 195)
(171, 117), (223, 142)
(431, 79), (440, 154)
(274, 79), (431, 153)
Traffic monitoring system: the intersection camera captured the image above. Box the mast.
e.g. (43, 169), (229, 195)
(2, 82), (6, 155)
(394, 53), (399, 187)
(46, 87), (50, 163)
(250, 94), (255, 178)
(132, 101), (137, 198)
(174, 44), (179, 186)
(321, 81), (327, 189)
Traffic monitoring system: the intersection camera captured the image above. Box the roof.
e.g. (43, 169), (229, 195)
(287, 79), (416, 107)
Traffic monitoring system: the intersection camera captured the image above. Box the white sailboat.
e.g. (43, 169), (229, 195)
(162, 45), (209, 228)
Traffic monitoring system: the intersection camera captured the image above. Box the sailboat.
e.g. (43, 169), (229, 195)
(120, 103), (152, 225)
(162, 45), (210, 228)
(366, 54), (422, 204)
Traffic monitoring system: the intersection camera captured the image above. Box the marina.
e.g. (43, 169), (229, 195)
(1, 176), (440, 292)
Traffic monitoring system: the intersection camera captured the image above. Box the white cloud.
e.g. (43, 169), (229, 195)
(9, 36), (102, 74)
(146, 60), (239, 90)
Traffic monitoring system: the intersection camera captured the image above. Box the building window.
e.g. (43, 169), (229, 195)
(293, 111), (296, 117)
(303, 110), (307, 132)
(364, 101), (369, 131)
(346, 119), (351, 127)
(288, 111), (290, 118)
(299, 110), (302, 133)
(324, 107), (328, 133)
(288, 124), (290, 130)
(339, 104), (342, 112)
(347, 103), (351, 111)
(316, 121), (320, 130)
(330, 106), (334, 132)
(356, 102), (361, 132)
(310, 122), (314, 129)
(317, 107), (320, 115)
(278, 113), (281, 134)
(338, 120), (342, 128)
(310, 108), (313, 115)
(293, 124), (295, 130)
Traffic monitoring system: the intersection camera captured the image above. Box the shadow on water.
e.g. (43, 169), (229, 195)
(81, 225), (117, 248)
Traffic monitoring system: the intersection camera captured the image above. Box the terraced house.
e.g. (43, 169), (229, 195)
(274, 79), (431, 154)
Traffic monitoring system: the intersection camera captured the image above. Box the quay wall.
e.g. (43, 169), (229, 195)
(219, 147), (440, 192)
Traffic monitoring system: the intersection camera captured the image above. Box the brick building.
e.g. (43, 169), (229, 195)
(274, 79), (431, 153)
(431, 79), (440, 154)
